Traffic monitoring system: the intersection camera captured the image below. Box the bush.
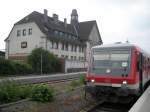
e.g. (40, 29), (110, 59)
(0, 81), (54, 104)
(0, 58), (33, 76)
(18, 85), (33, 99)
(0, 80), (32, 104)
(31, 84), (54, 102)
(79, 74), (86, 84)
(0, 58), (16, 75)
(13, 61), (33, 75)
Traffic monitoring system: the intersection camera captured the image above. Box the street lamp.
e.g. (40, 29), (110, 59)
(41, 51), (42, 75)
(40, 36), (47, 75)
(40, 39), (44, 75)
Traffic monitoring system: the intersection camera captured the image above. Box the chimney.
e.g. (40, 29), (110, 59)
(53, 13), (59, 22)
(64, 18), (67, 27)
(44, 9), (48, 23)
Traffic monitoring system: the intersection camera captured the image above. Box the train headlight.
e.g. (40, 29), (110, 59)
(122, 80), (127, 85)
(91, 79), (95, 83)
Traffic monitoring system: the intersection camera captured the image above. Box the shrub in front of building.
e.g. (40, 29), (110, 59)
(13, 61), (33, 75)
(28, 48), (61, 74)
(0, 58), (33, 76)
(0, 80), (32, 104)
(0, 58), (16, 75)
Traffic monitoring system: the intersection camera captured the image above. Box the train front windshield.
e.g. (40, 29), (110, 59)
(90, 48), (132, 76)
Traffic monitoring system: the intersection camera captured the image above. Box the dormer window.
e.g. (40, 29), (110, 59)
(28, 28), (32, 35)
(56, 42), (59, 49)
(62, 32), (64, 37)
(82, 47), (84, 52)
(54, 30), (58, 35)
(59, 32), (63, 36)
(74, 45), (77, 52)
(79, 46), (81, 52)
(51, 41), (54, 48)
(71, 45), (74, 51)
(23, 29), (26, 36)
(17, 30), (21, 37)
(65, 43), (68, 51)
(62, 43), (65, 50)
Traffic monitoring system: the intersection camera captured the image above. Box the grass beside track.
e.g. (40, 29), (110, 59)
(0, 74), (85, 105)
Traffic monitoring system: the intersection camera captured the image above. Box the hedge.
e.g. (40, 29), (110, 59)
(0, 58), (33, 76)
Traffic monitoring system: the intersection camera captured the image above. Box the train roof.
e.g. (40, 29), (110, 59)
(92, 43), (135, 49)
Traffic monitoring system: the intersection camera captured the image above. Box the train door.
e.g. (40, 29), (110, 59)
(137, 53), (143, 93)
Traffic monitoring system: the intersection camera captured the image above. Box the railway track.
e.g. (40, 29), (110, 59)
(0, 72), (85, 85)
(41, 76), (79, 84)
(87, 101), (135, 112)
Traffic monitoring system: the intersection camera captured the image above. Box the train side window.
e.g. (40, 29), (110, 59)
(137, 54), (140, 72)
(137, 53), (143, 72)
(92, 57), (95, 70)
(148, 58), (150, 69)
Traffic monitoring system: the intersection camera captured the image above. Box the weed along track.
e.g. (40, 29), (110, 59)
(0, 75), (90, 112)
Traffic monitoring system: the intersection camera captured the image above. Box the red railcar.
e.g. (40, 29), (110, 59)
(86, 43), (150, 102)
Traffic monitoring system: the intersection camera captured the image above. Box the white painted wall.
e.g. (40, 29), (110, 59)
(89, 25), (100, 45)
(86, 42), (91, 61)
(5, 22), (46, 58)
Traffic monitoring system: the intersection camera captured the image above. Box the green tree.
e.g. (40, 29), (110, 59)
(28, 48), (60, 74)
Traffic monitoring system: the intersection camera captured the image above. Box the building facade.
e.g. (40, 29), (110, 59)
(5, 9), (102, 72)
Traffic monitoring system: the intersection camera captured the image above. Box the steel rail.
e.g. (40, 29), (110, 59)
(0, 73), (85, 85)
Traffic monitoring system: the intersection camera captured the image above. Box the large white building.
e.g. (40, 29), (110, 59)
(5, 9), (102, 72)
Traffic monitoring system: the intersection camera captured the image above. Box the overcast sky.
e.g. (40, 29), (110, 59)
(0, 0), (150, 53)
